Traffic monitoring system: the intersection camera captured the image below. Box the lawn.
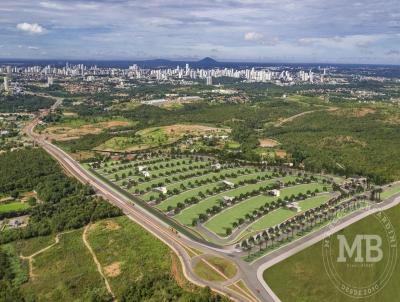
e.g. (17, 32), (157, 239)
(381, 185), (400, 199)
(155, 169), (264, 210)
(193, 255), (237, 282)
(263, 203), (400, 302)
(174, 176), (297, 226)
(141, 167), (256, 201)
(248, 195), (331, 232)
(204, 183), (328, 236)
(0, 202), (30, 213)
(109, 159), (209, 184)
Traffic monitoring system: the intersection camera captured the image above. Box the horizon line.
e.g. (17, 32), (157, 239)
(0, 57), (399, 67)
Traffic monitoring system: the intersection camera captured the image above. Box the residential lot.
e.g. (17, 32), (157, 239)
(90, 154), (338, 244)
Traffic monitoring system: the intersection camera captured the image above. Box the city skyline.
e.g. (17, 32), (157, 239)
(0, 0), (400, 64)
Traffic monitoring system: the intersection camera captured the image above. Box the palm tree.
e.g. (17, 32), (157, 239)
(256, 234), (263, 251)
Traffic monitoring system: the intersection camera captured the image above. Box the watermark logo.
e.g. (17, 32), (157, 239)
(336, 234), (383, 263)
(322, 210), (397, 298)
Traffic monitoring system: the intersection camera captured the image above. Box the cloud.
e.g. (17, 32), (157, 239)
(244, 32), (279, 46)
(16, 22), (46, 34)
(244, 32), (264, 41)
(386, 50), (400, 56)
(28, 46), (39, 50)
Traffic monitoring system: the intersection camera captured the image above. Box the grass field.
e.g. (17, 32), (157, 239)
(381, 185), (400, 199)
(3, 216), (225, 301)
(194, 255), (237, 282)
(263, 204), (400, 302)
(204, 183), (327, 236)
(248, 195), (331, 232)
(86, 216), (173, 298)
(20, 230), (110, 301)
(174, 176), (297, 226)
(0, 202), (30, 213)
(156, 169), (265, 211)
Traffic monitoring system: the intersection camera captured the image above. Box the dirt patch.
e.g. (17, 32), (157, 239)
(104, 220), (121, 231)
(275, 150), (287, 158)
(352, 108), (376, 117)
(104, 262), (121, 278)
(259, 138), (279, 148)
(170, 252), (191, 289)
(63, 112), (78, 117)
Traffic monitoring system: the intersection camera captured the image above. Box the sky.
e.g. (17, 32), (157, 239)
(0, 0), (399, 64)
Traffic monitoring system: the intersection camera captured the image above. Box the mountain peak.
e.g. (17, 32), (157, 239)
(197, 57), (218, 64)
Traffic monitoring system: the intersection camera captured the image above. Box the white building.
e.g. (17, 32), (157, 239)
(154, 186), (168, 194)
(286, 202), (301, 212)
(206, 76), (213, 85)
(137, 165), (147, 172)
(47, 76), (54, 87)
(269, 189), (281, 197)
(222, 180), (235, 188)
(211, 163), (221, 170)
(142, 171), (151, 178)
(3, 76), (9, 92)
(222, 196), (234, 204)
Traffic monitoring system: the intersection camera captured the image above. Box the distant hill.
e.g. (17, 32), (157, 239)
(194, 57), (219, 68)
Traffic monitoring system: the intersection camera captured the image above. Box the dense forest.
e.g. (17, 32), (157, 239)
(0, 148), (122, 244)
(266, 109), (400, 184)
(0, 95), (54, 112)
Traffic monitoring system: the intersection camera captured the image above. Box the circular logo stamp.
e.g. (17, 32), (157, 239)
(322, 208), (397, 299)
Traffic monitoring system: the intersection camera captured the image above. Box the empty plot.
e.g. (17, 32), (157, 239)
(174, 175), (297, 226)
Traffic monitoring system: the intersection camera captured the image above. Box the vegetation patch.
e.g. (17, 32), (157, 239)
(193, 255), (237, 282)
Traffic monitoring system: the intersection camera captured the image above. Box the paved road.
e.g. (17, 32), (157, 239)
(24, 100), (400, 302)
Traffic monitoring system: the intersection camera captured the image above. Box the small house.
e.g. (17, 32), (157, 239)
(222, 180), (235, 189)
(138, 165), (147, 172)
(211, 163), (222, 170)
(286, 202), (301, 212)
(222, 196), (234, 204)
(269, 189), (281, 197)
(154, 186), (168, 194)
(142, 171), (151, 178)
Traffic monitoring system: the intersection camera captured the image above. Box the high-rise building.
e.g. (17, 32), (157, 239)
(206, 76), (213, 85)
(47, 76), (54, 87)
(3, 76), (9, 92)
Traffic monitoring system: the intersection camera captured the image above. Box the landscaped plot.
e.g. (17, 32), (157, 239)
(0, 202), (30, 213)
(204, 183), (328, 236)
(141, 167), (256, 201)
(249, 194), (331, 232)
(156, 169), (265, 211)
(108, 158), (209, 182)
(381, 184), (400, 199)
(135, 166), (212, 193)
(174, 175), (297, 226)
